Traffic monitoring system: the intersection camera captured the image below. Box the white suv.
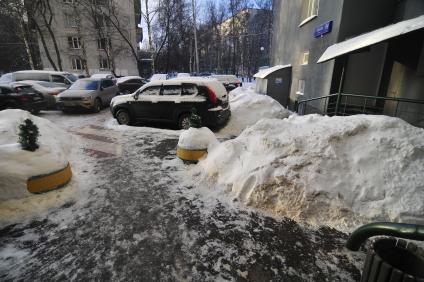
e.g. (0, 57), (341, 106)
(110, 78), (230, 129)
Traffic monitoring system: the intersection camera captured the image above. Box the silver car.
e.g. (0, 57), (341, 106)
(58, 78), (118, 113)
(13, 80), (67, 109)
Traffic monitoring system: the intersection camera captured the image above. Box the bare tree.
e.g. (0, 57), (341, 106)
(141, 0), (159, 73)
(32, 0), (63, 71)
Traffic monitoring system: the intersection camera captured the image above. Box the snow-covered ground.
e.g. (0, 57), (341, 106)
(193, 114), (424, 231)
(0, 110), (72, 201)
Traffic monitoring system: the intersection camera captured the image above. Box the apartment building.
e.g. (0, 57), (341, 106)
(270, 0), (424, 127)
(35, 0), (139, 76)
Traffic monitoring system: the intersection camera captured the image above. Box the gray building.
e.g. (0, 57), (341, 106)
(271, 0), (424, 126)
(35, 0), (139, 77)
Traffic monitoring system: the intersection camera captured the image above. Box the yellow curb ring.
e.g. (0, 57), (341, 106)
(176, 146), (207, 162)
(27, 163), (72, 193)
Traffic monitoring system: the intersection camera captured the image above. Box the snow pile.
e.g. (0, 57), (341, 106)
(0, 110), (72, 201)
(178, 127), (218, 150)
(219, 87), (291, 137)
(199, 114), (424, 229)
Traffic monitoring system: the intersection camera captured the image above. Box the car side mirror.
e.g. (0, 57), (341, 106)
(133, 92), (139, 101)
(100, 86), (104, 91)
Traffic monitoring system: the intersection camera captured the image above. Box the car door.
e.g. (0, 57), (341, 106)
(131, 85), (162, 119)
(156, 84), (182, 121)
(99, 79), (114, 104)
(180, 83), (207, 118)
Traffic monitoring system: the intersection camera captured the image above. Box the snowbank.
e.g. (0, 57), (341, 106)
(0, 110), (72, 200)
(219, 87), (291, 137)
(200, 114), (424, 229)
(178, 127), (218, 150)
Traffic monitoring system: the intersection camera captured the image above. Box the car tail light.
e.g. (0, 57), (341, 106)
(206, 86), (217, 105)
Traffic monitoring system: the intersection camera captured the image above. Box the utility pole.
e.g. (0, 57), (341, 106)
(191, 0), (199, 74)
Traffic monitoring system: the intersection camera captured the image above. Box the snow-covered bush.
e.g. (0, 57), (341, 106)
(0, 110), (72, 200)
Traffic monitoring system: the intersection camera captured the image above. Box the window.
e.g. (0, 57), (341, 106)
(101, 79), (113, 88)
(65, 14), (78, 27)
(296, 79), (305, 95)
(182, 84), (198, 95)
(301, 51), (309, 65)
(162, 85), (181, 96)
(67, 36), (81, 49)
(71, 58), (85, 70)
(0, 87), (12, 94)
(126, 79), (142, 84)
(141, 86), (161, 96)
(99, 57), (109, 69)
(299, 0), (319, 26)
(51, 75), (66, 83)
(98, 38), (110, 50)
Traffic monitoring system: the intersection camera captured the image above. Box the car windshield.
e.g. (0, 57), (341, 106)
(64, 73), (78, 82)
(69, 80), (98, 90)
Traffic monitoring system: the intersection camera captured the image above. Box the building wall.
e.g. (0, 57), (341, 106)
(271, 0), (344, 110)
(37, 0), (138, 76)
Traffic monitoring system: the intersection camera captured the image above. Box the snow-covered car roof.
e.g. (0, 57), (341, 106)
(116, 76), (143, 84)
(150, 74), (168, 81)
(91, 73), (115, 79)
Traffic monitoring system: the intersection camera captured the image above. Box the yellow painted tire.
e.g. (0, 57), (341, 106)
(27, 163), (72, 194)
(176, 146), (207, 162)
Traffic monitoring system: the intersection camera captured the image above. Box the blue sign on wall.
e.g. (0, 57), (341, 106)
(314, 21), (333, 38)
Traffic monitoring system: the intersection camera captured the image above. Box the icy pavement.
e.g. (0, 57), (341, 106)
(0, 110), (365, 281)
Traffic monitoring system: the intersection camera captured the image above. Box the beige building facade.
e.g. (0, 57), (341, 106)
(36, 0), (139, 76)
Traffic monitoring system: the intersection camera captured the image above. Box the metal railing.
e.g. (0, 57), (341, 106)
(295, 93), (424, 127)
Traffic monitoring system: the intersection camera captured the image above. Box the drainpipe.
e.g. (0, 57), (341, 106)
(346, 222), (424, 251)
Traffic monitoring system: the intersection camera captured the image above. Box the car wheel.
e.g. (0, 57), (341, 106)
(116, 109), (131, 125)
(178, 113), (191, 130)
(92, 98), (102, 113)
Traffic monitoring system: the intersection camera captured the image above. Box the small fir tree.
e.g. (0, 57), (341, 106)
(189, 107), (202, 128)
(18, 119), (39, 151)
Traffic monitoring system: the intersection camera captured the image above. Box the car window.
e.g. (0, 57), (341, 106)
(101, 80), (113, 88)
(51, 75), (66, 83)
(0, 87), (12, 94)
(162, 85), (181, 96)
(69, 80), (98, 90)
(141, 86), (161, 96)
(182, 84), (198, 96)
(127, 79), (142, 84)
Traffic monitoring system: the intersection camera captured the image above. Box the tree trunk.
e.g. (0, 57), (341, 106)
(33, 20), (58, 70)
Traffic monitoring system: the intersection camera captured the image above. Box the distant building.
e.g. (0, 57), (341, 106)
(213, 8), (272, 76)
(34, 0), (139, 76)
(270, 0), (424, 127)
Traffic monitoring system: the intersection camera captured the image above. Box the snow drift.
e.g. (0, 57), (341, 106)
(178, 127), (218, 150)
(219, 87), (291, 136)
(199, 114), (424, 229)
(0, 110), (72, 200)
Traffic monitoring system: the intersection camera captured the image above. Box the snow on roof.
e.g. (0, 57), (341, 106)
(253, 64), (292, 79)
(116, 76), (142, 84)
(318, 15), (424, 63)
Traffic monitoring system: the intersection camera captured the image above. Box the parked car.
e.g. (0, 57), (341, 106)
(116, 76), (147, 94)
(4, 70), (77, 87)
(150, 74), (169, 81)
(13, 80), (67, 109)
(0, 83), (47, 114)
(211, 75), (242, 92)
(58, 78), (119, 113)
(110, 78), (231, 129)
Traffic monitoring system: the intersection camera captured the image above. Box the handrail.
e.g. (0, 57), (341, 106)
(346, 222), (424, 251)
(298, 93), (424, 105)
